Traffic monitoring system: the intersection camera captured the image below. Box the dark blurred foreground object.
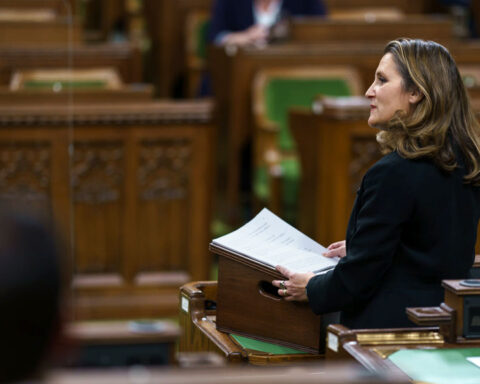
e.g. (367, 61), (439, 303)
(0, 212), (62, 383)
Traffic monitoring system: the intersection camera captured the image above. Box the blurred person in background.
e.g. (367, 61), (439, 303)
(208, 0), (327, 47)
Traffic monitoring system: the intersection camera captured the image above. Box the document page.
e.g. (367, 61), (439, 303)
(212, 208), (337, 273)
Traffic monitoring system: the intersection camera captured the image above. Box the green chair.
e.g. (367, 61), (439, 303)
(252, 67), (362, 223)
(185, 11), (210, 97)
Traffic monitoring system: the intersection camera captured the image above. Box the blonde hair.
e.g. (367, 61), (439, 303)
(377, 38), (480, 185)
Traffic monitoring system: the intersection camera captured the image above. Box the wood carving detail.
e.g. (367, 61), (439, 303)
(0, 142), (50, 201)
(349, 137), (382, 194)
(138, 139), (191, 201)
(72, 142), (123, 204)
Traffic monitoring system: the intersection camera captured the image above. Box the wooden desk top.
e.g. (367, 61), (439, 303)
(64, 319), (180, 345)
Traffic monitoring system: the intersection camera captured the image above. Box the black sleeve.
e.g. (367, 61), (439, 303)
(306, 157), (415, 314)
(208, 0), (229, 43)
(309, 0), (327, 15)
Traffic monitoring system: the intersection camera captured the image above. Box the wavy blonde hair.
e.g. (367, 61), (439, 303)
(377, 38), (480, 185)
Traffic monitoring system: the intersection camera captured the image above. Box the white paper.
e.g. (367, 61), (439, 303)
(212, 208), (337, 273)
(467, 356), (480, 368)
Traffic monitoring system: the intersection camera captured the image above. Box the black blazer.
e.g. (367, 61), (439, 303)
(307, 151), (480, 329)
(208, 0), (327, 42)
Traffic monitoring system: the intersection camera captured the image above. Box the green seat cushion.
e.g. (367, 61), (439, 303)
(195, 19), (210, 61)
(231, 334), (305, 355)
(388, 348), (480, 384)
(264, 77), (352, 152)
(23, 80), (108, 90)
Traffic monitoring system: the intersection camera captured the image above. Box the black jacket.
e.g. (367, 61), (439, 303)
(307, 151), (480, 329)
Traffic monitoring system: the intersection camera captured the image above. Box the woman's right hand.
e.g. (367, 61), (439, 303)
(323, 240), (346, 258)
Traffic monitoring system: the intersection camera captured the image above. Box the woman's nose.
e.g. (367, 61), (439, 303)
(365, 84), (374, 98)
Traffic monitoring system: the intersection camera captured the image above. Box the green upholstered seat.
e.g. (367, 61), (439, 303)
(264, 78), (352, 151)
(254, 76), (353, 223)
(195, 19), (210, 61)
(231, 334), (305, 355)
(388, 347), (480, 384)
(23, 80), (108, 89)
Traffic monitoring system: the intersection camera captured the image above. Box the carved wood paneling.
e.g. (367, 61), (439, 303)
(72, 141), (123, 204)
(0, 100), (213, 319)
(0, 141), (50, 201)
(138, 139), (191, 201)
(349, 136), (381, 194)
(0, 100), (213, 125)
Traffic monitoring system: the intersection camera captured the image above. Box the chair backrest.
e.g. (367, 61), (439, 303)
(185, 10), (210, 69)
(253, 67), (362, 151)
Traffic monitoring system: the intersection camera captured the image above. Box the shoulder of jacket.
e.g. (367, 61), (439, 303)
(366, 152), (409, 176)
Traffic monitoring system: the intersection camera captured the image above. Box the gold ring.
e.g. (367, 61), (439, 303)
(283, 288), (287, 296)
(280, 280), (286, 289)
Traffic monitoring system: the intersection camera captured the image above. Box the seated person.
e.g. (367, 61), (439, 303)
(273, 38), (480, 329)
(208, 0), (327, 46)
(0, 212), (63, 382)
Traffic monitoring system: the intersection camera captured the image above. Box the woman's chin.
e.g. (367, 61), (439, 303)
(367, 117), (378, 128)
(367, 117), (386, 130)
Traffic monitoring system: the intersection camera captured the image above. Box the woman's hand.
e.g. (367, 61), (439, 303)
(272, 265), (315, 302)
(323, 240), (347, 258)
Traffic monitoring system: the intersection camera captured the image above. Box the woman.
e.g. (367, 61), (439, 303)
(273, 38), (480, 329)
(208, 0), (327, 46)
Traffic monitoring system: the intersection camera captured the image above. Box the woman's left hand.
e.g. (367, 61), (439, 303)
(272, 265), (315, 302)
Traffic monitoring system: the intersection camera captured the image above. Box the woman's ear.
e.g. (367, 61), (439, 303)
(408, 88), (424, 105)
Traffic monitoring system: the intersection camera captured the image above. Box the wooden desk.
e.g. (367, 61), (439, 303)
(211, 40), (480, 223)
(0, 43), (142, 86)
(0, 84), (154, 105)
(179, 281), (323, 365)
(325, 324), (480, 382)
(61, 320), (180, 367)
(290, 16), (453, 44)
(290, 105), (376, 247)
(324, 0), (436, 14)
(0, 18), (82, 45)
(0, 0), (71, 15)
(325, 279), (480, 383)
(0, 100), (214, 320)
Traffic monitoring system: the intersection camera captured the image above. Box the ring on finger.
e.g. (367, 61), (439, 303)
(280, 280), (286, 289)
(283, 288), (287, 296)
